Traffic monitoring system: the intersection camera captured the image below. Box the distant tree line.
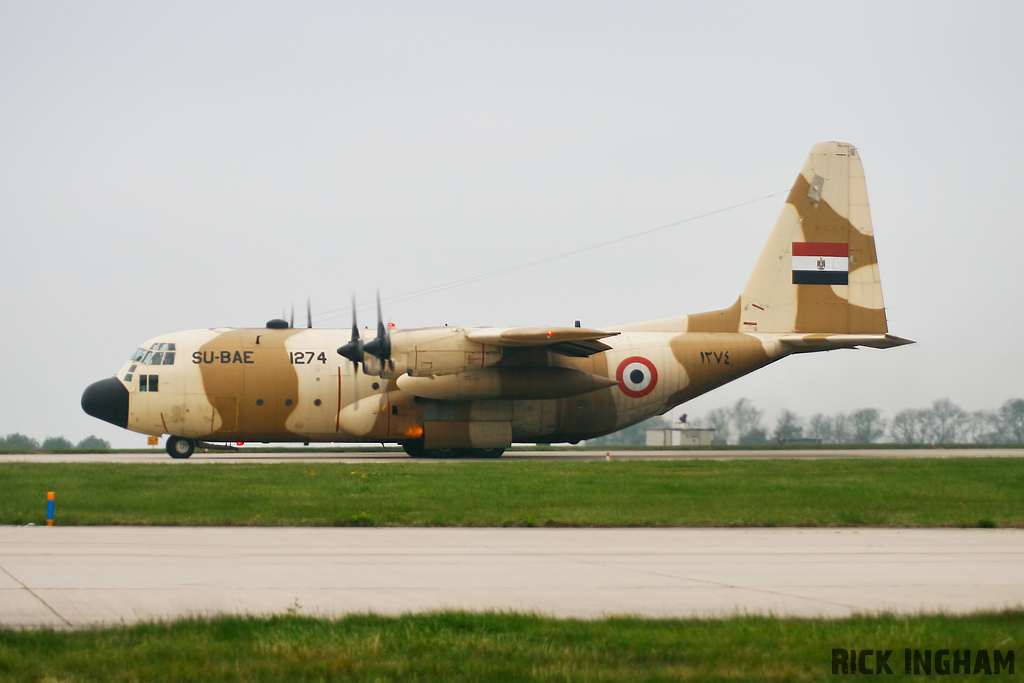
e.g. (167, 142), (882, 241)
(0, 433), (111, 450)
(700, 398), (882, 445)
(587, 398), (1024, 446)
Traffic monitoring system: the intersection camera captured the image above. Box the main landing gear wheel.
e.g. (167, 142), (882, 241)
(166, 436), (196, 459)
(399, 442), (504, 459)
(401, 441), (426, 458)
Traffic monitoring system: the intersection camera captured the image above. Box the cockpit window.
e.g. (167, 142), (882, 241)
(136, 344), (177, 364)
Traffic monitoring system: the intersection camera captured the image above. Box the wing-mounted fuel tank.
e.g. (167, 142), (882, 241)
(396, 366), (618, 400)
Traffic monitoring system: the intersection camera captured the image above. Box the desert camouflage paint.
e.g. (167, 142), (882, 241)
(88, 142), (911, 453)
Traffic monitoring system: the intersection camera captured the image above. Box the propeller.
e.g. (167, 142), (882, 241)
(336, 295), (364, 407)
(337, 296), (365, 366)
(289, 303), (295, 330)
(361, 291), (392, 377)
(306, 298), (312, 329)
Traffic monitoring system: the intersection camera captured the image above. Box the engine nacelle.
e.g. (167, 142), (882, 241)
(385, 327), (502, 378)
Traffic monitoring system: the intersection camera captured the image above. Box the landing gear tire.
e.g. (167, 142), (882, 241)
(400, 442), (504, 459)
(166, 436), (196, 459)
(401, 441), (426, 458)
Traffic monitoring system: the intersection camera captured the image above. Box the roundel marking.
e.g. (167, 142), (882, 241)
(615, 356), (658, 398)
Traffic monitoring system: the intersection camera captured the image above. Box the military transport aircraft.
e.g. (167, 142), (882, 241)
(82, 141), (912, 458)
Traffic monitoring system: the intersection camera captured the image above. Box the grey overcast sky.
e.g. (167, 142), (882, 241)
(2, 1), (1022, 447)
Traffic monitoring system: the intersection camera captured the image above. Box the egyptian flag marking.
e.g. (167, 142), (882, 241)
(792, 242), (849, 285)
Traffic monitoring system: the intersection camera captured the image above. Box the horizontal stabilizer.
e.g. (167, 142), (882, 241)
(466, 327), (619, 357)
(779, 333), (915, 352)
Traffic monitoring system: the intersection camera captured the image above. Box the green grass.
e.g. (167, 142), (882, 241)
(3, 458), (1024, 527)
(2, 442), (1021, 455)
(0, 611), (1021, 682)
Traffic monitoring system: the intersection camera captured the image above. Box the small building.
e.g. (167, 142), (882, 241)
(645, 427), (716, 447)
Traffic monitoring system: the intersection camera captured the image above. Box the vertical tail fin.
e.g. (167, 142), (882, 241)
(738, 141), (888, 334)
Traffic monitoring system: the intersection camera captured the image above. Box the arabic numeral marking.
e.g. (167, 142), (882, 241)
(700, 350), (730, 365)
(289, 351), (328, 365)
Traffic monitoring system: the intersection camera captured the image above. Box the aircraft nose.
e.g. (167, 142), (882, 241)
(81, 377), (129, 429)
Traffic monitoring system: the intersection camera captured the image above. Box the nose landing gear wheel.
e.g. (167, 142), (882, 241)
(166, 436), (196, 459)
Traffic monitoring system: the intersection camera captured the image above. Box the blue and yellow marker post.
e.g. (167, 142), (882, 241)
(47, 492), (54, 526)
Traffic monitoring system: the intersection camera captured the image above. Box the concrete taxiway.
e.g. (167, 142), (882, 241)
(2, 527), (1022, 628)
(4, 448), (1022, 464)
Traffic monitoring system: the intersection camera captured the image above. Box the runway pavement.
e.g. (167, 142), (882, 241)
(2, 527), (1022, 628)
(4, 447), (1023, 464)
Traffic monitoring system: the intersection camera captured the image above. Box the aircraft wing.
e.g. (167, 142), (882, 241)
(466, 327), (620, 357)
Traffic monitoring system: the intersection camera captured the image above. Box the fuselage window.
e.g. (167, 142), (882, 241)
(139, 375), (148, 391)
(124, 373), (133, 382)
(149, 375), (159, 392)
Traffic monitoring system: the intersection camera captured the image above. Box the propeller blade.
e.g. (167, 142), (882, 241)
(307, 298), (312, 329)
(289, 303), (295, 329)
(349, 295), (359, 343)
(351, 296), (360, 407)
(336, 295), (364, 363)
(376, 291), (385, 343)
(352, 362), (359, 407)
(336, 295), (363, 409)
(362, 290), (392, 365)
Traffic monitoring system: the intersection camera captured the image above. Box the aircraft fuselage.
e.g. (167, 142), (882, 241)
(84, 325), (785, 448)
